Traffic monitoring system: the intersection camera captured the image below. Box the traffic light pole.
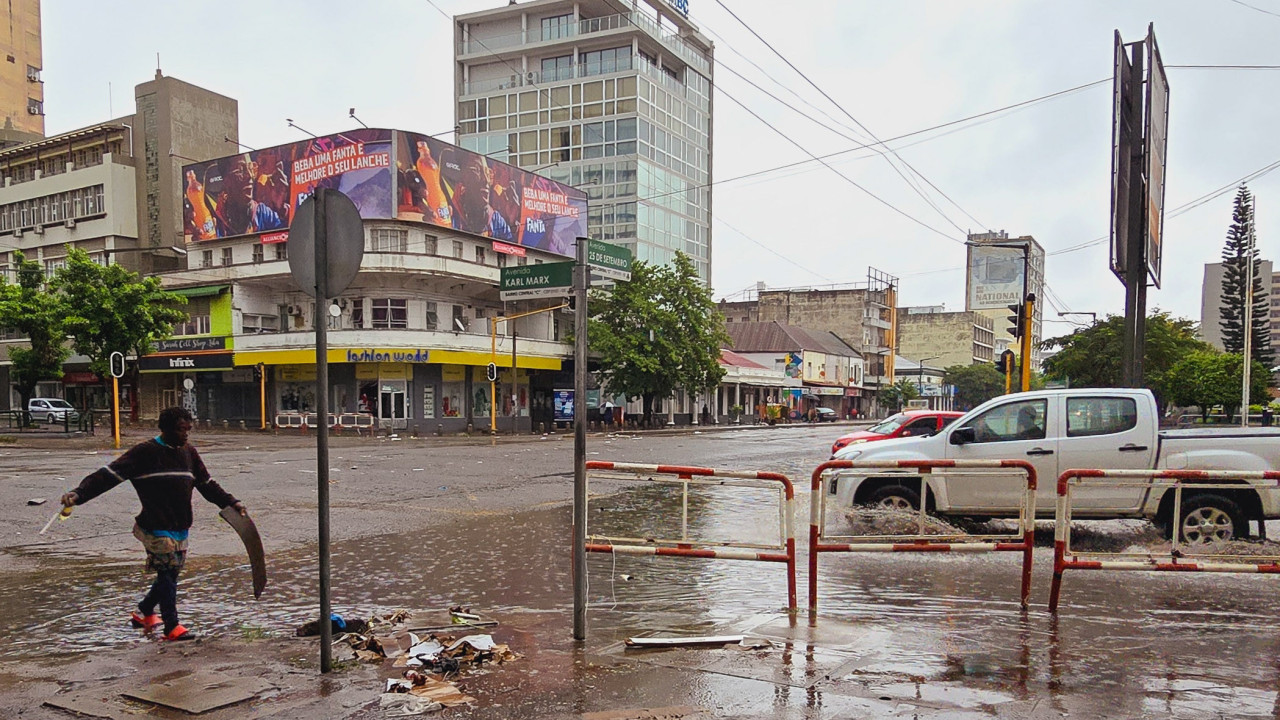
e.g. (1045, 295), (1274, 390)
(1020, 295), (1035, 392)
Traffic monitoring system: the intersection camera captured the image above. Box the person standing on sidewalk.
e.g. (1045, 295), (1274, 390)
(60, 407), (246, 641)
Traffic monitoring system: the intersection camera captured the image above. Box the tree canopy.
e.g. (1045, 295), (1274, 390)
(945, 363), (1005, 410)
(51, 246), (188, 379)
(1219, 185), (1273, 364)
(586, 251), (728, 423)
(1040, 310), (1215, 406)
(0, 251), (70, 408)
(1164, 350), (1270, 419)
(879, 379), (920, 412)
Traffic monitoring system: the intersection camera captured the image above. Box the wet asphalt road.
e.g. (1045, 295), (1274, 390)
(3, 423), (1280, 718)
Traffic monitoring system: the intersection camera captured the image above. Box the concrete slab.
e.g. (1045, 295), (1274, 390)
(42, 689), (127, 720)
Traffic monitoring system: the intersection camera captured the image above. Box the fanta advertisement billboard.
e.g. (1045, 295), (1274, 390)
(395, 132), (586, 258)
(182, 129), (587, 259)
(182, 129), (393, 243)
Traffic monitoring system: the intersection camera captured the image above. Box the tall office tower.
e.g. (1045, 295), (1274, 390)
(0, 0), (43, 143)
(455, 0), (714, 281)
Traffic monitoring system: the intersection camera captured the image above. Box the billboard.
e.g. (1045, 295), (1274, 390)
(1144, 24), (1169, 288)
(183, 129), (392, 243)
(1109, 30), (1137, 281)
(966, 243), (1026, 310)
(395, 132), (587, 257)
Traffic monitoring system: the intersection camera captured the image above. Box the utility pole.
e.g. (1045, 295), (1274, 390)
(1241, 200), (1256, 427)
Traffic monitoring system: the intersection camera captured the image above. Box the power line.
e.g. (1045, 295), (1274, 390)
(710, 0), (987, 231)
(715, 60), (968, 234)
(1225, 0), (1280, 20)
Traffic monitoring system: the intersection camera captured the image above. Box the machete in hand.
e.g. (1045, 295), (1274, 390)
(220, 506), (267, 599)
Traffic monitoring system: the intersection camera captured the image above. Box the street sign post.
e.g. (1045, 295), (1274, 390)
(287, 187), (364, 674)
(585, 239), (632, 282)
(500, 262), (574, 300)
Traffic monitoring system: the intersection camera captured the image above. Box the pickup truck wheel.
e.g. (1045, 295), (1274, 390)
(1179, 494), (1245, 544)
(867, 485), (921, 511)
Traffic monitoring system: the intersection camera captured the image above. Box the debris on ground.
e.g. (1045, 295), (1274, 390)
(318, 608), (517, 716)
(626, 635), (746, 648)
(840, 507), (968, 536)
(295, 612), (369, 637)
(26, 498), (46, 506)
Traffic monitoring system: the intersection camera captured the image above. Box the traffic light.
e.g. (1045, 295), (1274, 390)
(994, 354), (1008, 374)
(252, 363), (264, 382)
(1007, 300), (1027, 339)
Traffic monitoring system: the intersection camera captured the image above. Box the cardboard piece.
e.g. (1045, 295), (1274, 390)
(121, 670), (273, 714)
(581, 707), (706, 720)
(43, 690), (128, 720)
(220, 506), (267, 599)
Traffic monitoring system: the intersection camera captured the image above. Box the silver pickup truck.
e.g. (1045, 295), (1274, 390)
(832, 388), (1280, 542)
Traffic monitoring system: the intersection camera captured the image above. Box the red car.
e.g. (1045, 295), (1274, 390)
(831, 410), (965, 455)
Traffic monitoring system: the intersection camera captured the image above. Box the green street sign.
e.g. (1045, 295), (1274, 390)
(586, 239), (632, 281)
(500, 261), (574, 300)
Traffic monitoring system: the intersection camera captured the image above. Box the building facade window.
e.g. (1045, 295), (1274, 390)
(475, 246), (487, 265)
(369, 227), (408, 252)
(423, 234), (438, 255)
(201, 250), (213, 268)
(274, 243), (288, 261)
(220, 247), (233, 266)
(252, 243), (264, 263)
(371, 298), (408, 329)
(541, 13), (572, 41)
(350, 297), (365, 329)
(452, 240), (464, 259)
(174, 315), (211, 336)
(424, 301), (438, 330)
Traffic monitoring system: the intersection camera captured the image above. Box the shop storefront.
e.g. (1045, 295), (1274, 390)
(138, 337), (244, 422)
(236, 347), (555, 434)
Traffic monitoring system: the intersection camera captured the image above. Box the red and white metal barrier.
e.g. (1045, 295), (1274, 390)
(584, 461), (797, 611)
(1049, 468), (1280, 612)
(810, 459), (1037, 613)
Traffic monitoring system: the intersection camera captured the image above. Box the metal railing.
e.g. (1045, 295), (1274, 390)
(811, 459), (1038, 612)
(585, 460), (797, 611)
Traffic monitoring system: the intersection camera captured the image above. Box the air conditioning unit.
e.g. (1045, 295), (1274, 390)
(26, 67), (39, 82)
(64, 219), (75, 229)
(27, 106), (39, 115)
(31, 225), (43, 234)
(12, 228), (21, 237)
(288, 304), (304, 316)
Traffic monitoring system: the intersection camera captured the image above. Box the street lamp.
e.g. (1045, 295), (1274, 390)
(916, 355), (940, 407)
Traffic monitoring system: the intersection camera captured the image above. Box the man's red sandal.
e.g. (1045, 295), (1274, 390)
(129, 612), (162, 630)
(163, 625), (193, 642)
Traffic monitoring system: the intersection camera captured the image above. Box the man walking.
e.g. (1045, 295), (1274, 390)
(60, 407), (245, 641)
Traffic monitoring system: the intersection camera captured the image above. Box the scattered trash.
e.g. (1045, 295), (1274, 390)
(619, 574), (633, 582)
(581, 707), (705, 720)
(379, 692), (444, 717)
(295, 612), (369, 637)
(274, 461), (288, 464)
(625, 635), (746, 648)
(27, 498), (46, 506)
(737, 637), (773, 650)
(412, 468), (425, 472)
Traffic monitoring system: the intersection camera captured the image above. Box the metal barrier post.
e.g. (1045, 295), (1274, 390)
(1050, 468), (1280, 612)
(810, 459), (1037, 613)
(584, 461), (797, 612)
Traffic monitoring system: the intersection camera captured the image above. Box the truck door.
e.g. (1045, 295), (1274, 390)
(944, 397), (1057, 513)
(1056, 395), (1152, 511)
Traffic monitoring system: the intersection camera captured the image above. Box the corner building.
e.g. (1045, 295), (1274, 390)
(454, 0), (714, 280)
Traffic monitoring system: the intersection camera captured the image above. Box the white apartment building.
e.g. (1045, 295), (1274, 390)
(454, 0), (714, 280)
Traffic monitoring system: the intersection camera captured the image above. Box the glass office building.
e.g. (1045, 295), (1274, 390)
(454, 0), (714, 280)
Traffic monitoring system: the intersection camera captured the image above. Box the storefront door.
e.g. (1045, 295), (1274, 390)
(380, 381), (407, 429)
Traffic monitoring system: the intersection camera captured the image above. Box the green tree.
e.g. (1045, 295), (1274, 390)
(1219, 186), (1273, 364)
(0, 251), (70, 413)
(1165, 350), (1270, 420)
(51, 246), (187, 418)
(587, 252), (728, 425)
(945, 363), (1005, 410)
(878, 379), (920, 412)
(1040, 311), (1214, 407)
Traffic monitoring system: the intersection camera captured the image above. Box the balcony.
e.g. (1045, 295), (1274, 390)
(459, 10), (710, 74)
(463, 53), (683, 96)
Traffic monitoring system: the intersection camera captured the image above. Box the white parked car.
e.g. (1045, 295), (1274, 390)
(28, 398), (80, 424)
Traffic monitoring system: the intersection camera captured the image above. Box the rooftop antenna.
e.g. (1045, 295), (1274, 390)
(155, 52), (162, 79)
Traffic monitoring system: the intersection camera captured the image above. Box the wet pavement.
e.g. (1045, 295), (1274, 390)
(2, 424), (1280, 717)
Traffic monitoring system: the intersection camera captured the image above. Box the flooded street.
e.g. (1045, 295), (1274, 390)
(3, 425), (1280, 717)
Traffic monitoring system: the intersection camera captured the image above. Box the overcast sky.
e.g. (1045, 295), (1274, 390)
(40, 1), (1280, 334)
